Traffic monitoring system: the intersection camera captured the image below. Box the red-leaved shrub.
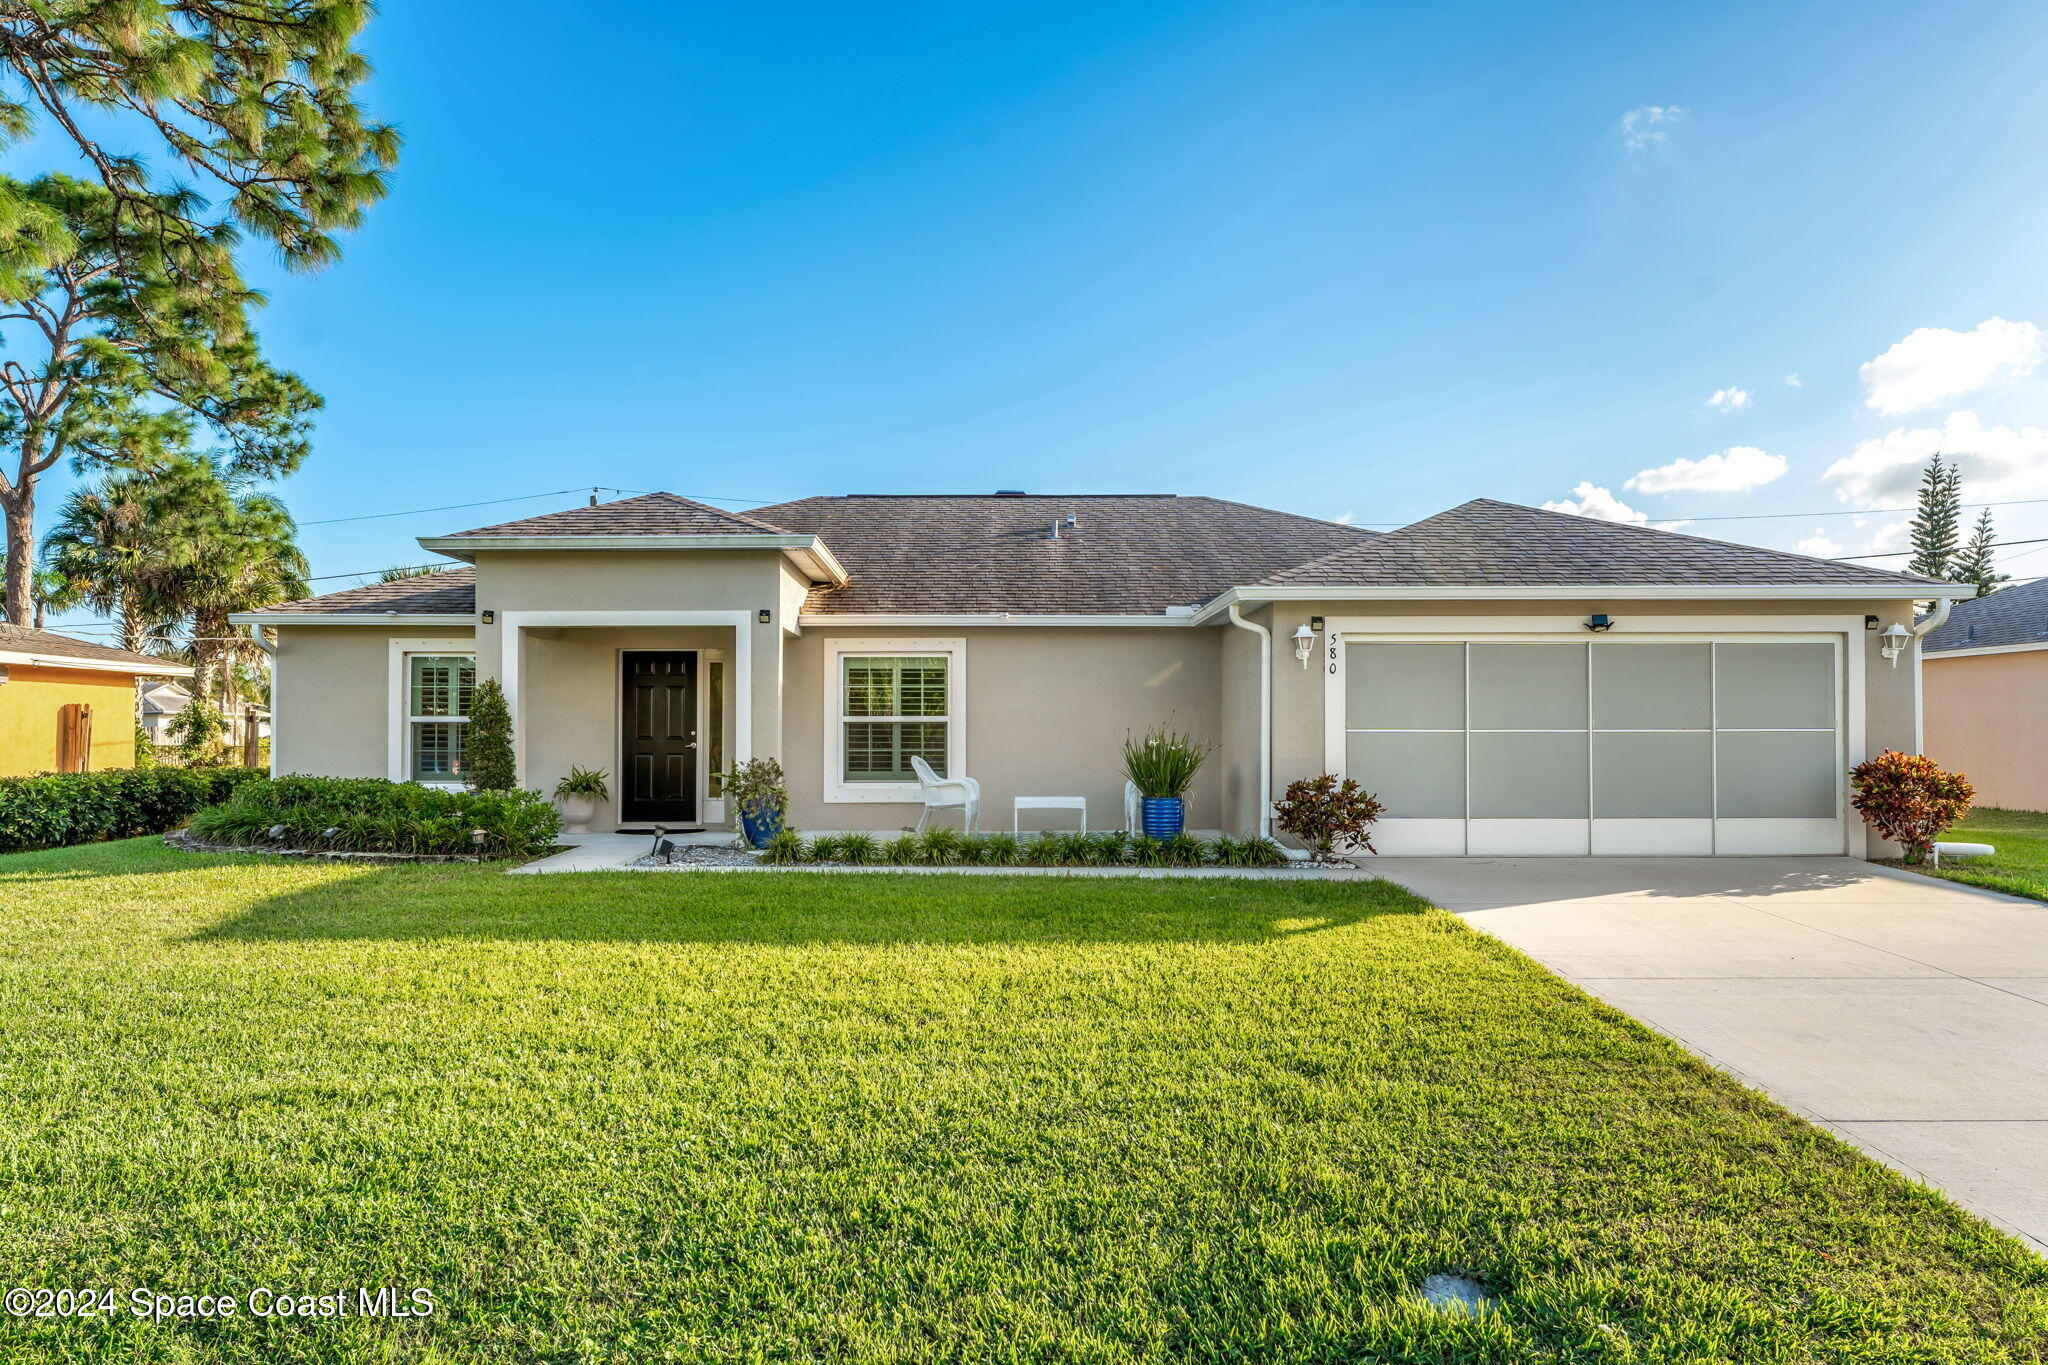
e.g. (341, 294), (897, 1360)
(1274, 773), (1385, 857)
(1849, 749), (1973, 864)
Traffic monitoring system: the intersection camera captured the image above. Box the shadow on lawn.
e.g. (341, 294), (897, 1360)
(191, 866), (1433, 947)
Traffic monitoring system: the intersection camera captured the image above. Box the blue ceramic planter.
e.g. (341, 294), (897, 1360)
(1140, 796), (1185, 839)
(740, 807), (784, 848)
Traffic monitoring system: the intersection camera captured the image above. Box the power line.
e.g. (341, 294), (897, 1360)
(1834, 537), (2048, 561)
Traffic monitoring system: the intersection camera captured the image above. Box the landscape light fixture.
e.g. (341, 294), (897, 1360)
(1292, 623), (1318, 668)
(471, 828), (488, 862)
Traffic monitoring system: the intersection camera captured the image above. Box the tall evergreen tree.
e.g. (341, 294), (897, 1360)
(0, 3), (398, 281)
(0, 173), (316, 624)
(1954, 509), (2009, 598)
(1906, 454), (1963, 580)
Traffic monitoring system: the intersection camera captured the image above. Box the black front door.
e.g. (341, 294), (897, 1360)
(622, 652), (698, 825)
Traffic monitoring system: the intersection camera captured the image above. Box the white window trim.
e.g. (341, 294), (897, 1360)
(388, 638), (476, 786)
(823, 638), (966, 803)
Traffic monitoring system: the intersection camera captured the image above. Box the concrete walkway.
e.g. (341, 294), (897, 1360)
(1366, 856), (2048, 1254)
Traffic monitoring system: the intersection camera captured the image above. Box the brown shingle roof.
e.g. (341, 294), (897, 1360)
(1263, 498), (1946, 591)
(754, 494), (1374, 614)
(260, 566), (477, 615)
(443, 492), (789, 538)
(0, 624), (191, 673)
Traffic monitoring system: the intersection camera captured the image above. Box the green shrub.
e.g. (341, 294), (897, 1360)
(760, 829), (809, 864)
(1127, 834), (1168, 867)
(0, 766), (264, 854)
(806, 834), (845, 862)
(1238, 836), (1288, 867)
(838, 832), (882, 865)
(1208, 834), (1246, 866)
(955, 833), (992, 865)
(1022, 831), (1062, 866)
(1053, 832), (1094, 866)
(186, 776), (560, 858)
(1162, 832), (1206, 867)
(915, 826), (962, 865)
(465, 679), (516, 791)
(980, 832), (1021, 867)
(881, 833), (920, 865)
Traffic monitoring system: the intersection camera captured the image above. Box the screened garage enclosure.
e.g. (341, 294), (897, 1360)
(1338, 639), (1844, 856)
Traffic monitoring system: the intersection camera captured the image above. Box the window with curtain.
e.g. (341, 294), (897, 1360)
(841, 655), (949, 783)
(407, 655), (475, 782)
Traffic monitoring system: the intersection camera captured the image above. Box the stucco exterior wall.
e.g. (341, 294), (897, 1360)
(271, 625), (477, 779)
(1924, 649), (2048, 811)
(0, 665), (138, 776)
(782, 626), (1223, 832)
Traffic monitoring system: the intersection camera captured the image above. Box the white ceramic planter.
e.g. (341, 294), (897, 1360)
(557, 793), (598, 835)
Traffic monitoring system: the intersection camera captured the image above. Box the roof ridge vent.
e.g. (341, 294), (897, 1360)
(995, 489), (1027, 497)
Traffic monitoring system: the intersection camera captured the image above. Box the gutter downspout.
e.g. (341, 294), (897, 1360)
(246, 622), (277, 657)
(1907, 596), (1953, 757)
(1225, 602), (1272, 839)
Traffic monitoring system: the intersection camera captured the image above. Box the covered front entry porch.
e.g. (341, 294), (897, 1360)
(494, 610), (774, 833)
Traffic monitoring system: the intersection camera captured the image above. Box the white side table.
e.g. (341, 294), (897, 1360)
(1014, 795), (1087, 834)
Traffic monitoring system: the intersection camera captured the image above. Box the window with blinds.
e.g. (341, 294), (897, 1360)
(407, 655), (475, 782)
(841, 655), (949, 783)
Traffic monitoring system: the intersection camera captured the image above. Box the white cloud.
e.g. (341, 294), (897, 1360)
(1333, 511), (1356, 525)
(1784, 373), (1802, 388)
(1822, 410), (2048, 505)
(1625, 446), (1788, 494)
(1620, 105), (1685, 152)
(1859, 317), (2044, 414)
(1704, 386), (1751, 412)
(1795, 532), (1845, 558)
(1542, 483), (1648, 525)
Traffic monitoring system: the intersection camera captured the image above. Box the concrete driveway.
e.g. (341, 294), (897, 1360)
(1366, 856), (2048, 1255)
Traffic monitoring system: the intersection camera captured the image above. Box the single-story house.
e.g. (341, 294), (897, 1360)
(235, 491), (1971, 857)
(1921, 576), (2048, 812)
(0, 625), (195, 777)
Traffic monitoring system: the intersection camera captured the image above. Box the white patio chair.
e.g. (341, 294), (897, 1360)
(910, 755), (980, 833)
(1124, 780), (1141, 834)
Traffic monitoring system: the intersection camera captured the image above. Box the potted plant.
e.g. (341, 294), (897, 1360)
(552, 766), (609, 835)
(722, 757), (789, 848)
(1274, 772), (1385, 862)
(1122, 726), (1209, 838)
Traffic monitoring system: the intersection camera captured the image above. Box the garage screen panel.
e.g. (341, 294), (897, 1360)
(1342, 638), (1842, 856)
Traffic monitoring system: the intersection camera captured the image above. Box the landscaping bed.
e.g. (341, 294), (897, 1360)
(757, 826), (1293, 868)
(0, 838), (2040, 1362)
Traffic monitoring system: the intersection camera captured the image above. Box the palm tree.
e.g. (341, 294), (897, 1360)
(40, 471), (179, 653)
(149, 458), (309, 743)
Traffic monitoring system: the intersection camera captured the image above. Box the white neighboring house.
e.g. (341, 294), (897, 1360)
(140, 679), (269, 750)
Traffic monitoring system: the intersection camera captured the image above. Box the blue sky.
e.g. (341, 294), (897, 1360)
(32, 0), (2048, 630)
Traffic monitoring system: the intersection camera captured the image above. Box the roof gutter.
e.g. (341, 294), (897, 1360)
(1193, 580), (1976, 624)
(415, 533), (850, 585)
(1225, 602), (1273, 840)
(0, 648), (194, 678)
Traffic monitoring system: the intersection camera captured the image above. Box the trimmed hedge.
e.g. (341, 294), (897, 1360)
(187, 776), (562, 859)
(0, 767), (267, 855)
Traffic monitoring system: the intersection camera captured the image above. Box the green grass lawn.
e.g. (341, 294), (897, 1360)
(0, 841), (2041, 1364)
(1905, 808), (2048, 903)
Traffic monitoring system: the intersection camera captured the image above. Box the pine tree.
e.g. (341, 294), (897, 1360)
(1906, 455), (1963, 579)
(1954, 509), (2009, 598)
(466, 680), (517, 791)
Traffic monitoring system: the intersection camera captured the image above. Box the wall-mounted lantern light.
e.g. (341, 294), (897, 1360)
(1585, 614), (1615, 633)
(1291, 622), (1318, 668)
(1879, 622), (1912, 667)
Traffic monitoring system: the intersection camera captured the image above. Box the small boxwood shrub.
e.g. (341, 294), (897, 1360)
(187, 775), (561, 859)
(0, 766), (265, 855)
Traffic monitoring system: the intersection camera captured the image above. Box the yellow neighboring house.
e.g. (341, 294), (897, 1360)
(0, 624), (195, 778)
